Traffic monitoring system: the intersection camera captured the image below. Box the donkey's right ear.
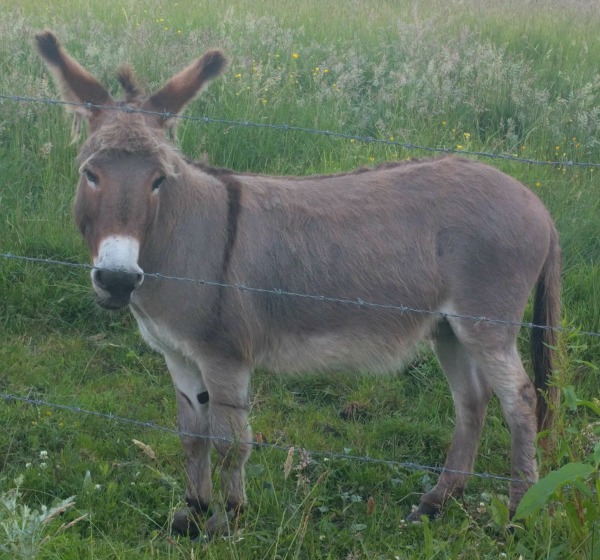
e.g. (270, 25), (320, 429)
(35, 31), (113, 132)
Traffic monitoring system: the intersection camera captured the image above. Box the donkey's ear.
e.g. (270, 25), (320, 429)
(35, 31), (113, 132)
(143, 49), (227, 125)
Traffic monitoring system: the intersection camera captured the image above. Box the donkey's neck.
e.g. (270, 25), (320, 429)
(139, 163), (231, 280)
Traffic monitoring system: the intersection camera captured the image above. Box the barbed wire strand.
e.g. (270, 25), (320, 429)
(1, 93), (598, 169)
(0, 392), (529, 485)
(2, 252), (599, 338)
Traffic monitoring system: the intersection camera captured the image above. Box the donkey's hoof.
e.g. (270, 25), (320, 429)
(406, 502), (440, 523)
(171, 508), (201, 539)
(206, 508), (238, 538)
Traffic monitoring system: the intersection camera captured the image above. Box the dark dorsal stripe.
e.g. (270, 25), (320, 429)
(191, 163), (242, 280)
(201, 170), (242, 345)
(221, 176), (241, 277)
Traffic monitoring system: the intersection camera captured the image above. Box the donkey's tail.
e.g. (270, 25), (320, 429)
(531, 226), (561, 432)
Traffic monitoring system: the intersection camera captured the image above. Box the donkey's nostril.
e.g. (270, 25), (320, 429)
(92, 267), (106, 289)
(92, 267), (144, 293)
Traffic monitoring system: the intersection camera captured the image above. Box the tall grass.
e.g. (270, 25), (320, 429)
(1, 0), (600, 558)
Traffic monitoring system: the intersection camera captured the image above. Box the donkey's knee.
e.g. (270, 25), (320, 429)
(176, 392), (213, 503)
(213, 431), (252, 471)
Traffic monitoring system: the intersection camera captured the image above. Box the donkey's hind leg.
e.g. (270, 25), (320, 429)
(446, 318), (538, 516)
(164, 353), (213, 538)
(408, 320), (492, 521)
(473, 344), (538, 514)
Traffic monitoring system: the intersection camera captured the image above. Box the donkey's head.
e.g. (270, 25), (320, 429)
(35, 31), (227, 309)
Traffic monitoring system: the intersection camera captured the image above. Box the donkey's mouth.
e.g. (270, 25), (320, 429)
(94, 291), (132, 310)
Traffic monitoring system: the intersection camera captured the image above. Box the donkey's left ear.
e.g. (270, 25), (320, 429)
(143, 49), (227, 125)
(35, 31), (113, 133)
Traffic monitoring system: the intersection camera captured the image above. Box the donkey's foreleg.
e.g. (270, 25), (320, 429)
(164, 354), (212, 537)
(408, 327), (492, 521)
(203, 361), (252, 536)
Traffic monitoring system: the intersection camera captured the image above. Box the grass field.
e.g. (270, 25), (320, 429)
(1, 0), (600, 558)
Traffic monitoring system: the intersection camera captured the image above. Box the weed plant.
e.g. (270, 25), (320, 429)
(1, 0), (599, 558)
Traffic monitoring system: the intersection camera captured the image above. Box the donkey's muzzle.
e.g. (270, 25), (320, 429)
(92, 267), (144, 309)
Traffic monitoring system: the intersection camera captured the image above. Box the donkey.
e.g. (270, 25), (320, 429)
(36, 31), (561, 537)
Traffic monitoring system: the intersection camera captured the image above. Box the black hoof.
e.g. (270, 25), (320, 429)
(171, 508), (201, 539)
(206, 503), (244, 537)
(406, 502), (440, 523)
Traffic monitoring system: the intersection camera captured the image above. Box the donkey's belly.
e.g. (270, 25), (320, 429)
(131, 297), (439, 375)
(255, 319), (437, 375)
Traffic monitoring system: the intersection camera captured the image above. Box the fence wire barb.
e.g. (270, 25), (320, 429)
(1, 93), (599, 168)
(2, 251), (599, 338)
(0, 392), (530, 485)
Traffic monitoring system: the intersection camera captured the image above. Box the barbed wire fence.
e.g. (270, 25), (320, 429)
(2, 252), (600, 339)
(0, 392), (525, 485)
(2, 93), (600, 168)
(1, 92), (597, 490)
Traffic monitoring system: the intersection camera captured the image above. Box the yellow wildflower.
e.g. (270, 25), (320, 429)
(292, 53), (299, 59)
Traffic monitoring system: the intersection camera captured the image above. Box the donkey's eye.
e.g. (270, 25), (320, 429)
(152, 175), (166, 191)
(84, 169), (98, 185)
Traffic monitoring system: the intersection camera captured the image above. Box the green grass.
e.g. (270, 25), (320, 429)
(1, 0), (600, 558)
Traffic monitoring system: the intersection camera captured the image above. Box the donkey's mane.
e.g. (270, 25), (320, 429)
(117, 65), (144, 102)
(188, 158), (436, 181)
